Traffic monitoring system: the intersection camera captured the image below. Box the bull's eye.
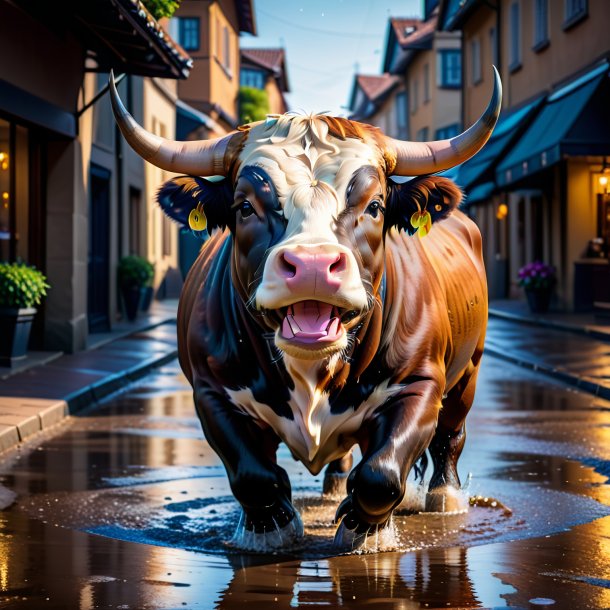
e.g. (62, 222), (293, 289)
(365, 200), (384, 219)
(239, 200), (255, 218)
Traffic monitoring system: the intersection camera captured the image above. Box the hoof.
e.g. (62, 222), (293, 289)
(425, 485), (469, 513)
(230, 511), (304, 552)
(333, 517), (398, 552)
(322, 472), (348, 498)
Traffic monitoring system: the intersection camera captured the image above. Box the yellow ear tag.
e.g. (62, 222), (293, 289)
(188, 207), (207, 231)
(410, 210), (432, 237)
(417, 210), (432, 237)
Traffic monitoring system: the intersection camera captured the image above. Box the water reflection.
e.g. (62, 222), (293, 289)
(1, 358), (610, 608)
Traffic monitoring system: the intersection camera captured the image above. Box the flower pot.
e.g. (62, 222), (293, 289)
(525, 288), (552, 314)
(0, 307), (37, 366)
(121, 285), (142, 321)
(140, 285), (154, 312)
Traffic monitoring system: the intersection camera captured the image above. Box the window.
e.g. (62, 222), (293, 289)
(240, 69), (265, 89)
(395, 91), (408, 139)
(471, 38), (482, 84)
(423, 64), (430, 103)
(223, 26), (231, 73)
(564, 0), (588, 29)
(215, 17), (221, 58)
(178, 17), (200, 51)
(411, 79), (419, 113)
(509, 2), (521, 71)
(416, 127), (429, 142)
(533, 0), (549, 49)
(435, 124), (460, 139)
(438, 50), (461, 88)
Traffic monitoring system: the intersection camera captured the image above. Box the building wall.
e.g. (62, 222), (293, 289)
(500, 0), (609, 109)
(408, 52), (434, 140)
(0, 2), (89, 352)
(265, 79), (287, 115)
(432, 31), (462, 133)
(143, 78), (179, 291)
(462, 4), (497, 126)
(0, 2), (83, 112)
(405, 31), (461, 140)
(174, 0), (240, 132)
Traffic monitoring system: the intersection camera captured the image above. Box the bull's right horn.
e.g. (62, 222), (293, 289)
(384, 66), (502, 175)
(109, 71), (237, 176)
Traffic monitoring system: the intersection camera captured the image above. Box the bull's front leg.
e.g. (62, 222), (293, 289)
(193, 382), (303, 551)
(334, 377), (442, 549)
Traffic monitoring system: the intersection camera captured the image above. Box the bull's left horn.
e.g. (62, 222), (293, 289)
(385, 66), (502, 175)
(109, 71), (235, 176)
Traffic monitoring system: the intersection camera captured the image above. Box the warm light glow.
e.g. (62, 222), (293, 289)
(496, 203), (508, 220)
(2, 192), (8, 200)
(600, 176), (608, 187)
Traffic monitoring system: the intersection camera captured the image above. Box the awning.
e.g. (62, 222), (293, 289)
(466, 181), (495, 204)
(454, 96), (544, 190)
(496, 62), (610, 187)
(17, 0), (192, 79)
(176, 100), (222, 140)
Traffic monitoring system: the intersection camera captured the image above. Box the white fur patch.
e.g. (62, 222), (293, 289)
(225, 373), (404, 475)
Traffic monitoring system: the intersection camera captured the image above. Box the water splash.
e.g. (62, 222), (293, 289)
(227, 511), (305, 553)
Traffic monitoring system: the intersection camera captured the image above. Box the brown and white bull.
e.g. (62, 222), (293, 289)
(110, 69), (501, 551)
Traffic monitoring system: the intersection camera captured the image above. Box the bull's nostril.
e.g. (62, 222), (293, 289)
(279, 252), (297, 278)
(329, 253), (347, 275)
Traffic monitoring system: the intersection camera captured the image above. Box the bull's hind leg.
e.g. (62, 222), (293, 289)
(323, 450), (353, 497)
(193, 385), (303, 551)
(426, 355), (482, 513)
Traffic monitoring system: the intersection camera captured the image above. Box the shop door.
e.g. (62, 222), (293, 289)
(88, 165), (111, 333)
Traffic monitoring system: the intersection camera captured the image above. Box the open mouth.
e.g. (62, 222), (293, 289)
(280, 300), (345, 345)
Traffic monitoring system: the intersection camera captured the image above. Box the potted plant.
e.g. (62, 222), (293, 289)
(139, 261), (156, 312)
(117, 255), (154, 321)
(0, 261), (49, 366)
(518, 261), (556, 314)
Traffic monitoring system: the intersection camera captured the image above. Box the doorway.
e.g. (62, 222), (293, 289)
(88, 164), (111, 333)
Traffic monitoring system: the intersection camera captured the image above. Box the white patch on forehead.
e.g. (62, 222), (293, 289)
(237, 116), (383, 223)
(224, 373), (403, 475)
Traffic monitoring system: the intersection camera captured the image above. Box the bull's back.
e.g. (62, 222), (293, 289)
(385, 210), (487, 389)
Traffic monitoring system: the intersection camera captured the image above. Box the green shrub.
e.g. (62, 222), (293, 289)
(239, 86), (270, 124)
(142, 0), (181, 20)
(0, 262), (50, 309)
(118, 256), (155, 289)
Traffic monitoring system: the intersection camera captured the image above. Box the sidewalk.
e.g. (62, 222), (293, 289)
(489, 299), (610, 341)
(0, 300), (179, 453)
(487, 300), (610, 400)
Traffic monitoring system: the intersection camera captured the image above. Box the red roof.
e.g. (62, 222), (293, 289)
(390, 13), (437, 49)
(241, 48), (289, 92)
(356, 74), (400, 102)
(241, 48), (285, 73)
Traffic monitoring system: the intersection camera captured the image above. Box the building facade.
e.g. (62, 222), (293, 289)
(349, 3), (461, 145)
(240, 48), (290, 115)
(439, 0), (610, 310)
(0, 0), (190, 353)
(169, 0), (256, 134)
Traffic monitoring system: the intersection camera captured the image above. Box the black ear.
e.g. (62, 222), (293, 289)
(157, 176), (233, 237)
(386, 176), (463, 236)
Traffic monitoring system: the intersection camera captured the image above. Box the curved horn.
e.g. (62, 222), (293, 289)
(109, 71), (235, 176)
(386, 66), (502, 175)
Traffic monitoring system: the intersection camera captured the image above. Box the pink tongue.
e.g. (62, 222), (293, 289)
(281, 300), (342, 343)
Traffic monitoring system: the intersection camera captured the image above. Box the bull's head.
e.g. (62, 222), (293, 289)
(110, 69), (501, 361)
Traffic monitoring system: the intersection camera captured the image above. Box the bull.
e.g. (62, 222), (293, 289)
(110, 68), (501, 551)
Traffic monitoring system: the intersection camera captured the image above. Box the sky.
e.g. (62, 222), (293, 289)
(240, 0), (422, 116)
